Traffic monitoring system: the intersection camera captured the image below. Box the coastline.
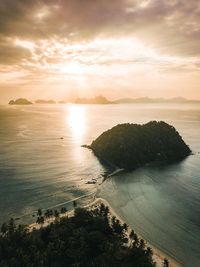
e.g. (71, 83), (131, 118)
(28, 196), (181, 267)
(98, 198), (182, 267)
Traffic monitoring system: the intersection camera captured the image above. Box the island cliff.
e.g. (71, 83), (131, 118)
(8, 98), (33, 105)
(35, 99), (56, 104)
(90, 121), (191, 170)
(75, 95), (112, 104)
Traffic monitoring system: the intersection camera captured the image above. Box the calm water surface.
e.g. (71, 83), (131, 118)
(0, 104), (199, 267)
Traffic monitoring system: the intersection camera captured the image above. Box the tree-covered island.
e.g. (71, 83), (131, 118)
(90, 121), (191, 170)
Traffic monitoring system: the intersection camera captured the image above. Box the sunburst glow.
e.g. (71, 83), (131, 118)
(67, 105), (86, 143)
(0, 0), (200, 102)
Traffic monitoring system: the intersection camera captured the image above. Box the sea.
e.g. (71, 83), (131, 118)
(0, 103), (199, 267)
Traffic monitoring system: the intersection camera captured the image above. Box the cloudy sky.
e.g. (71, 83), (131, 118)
(0, 0), (200, 102)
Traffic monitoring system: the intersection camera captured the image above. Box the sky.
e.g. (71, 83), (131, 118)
(0, 0), (200, 103)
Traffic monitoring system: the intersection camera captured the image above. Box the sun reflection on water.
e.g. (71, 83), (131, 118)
(67, 105), (86, 143)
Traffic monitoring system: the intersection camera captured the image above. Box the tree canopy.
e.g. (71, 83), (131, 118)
(91, 121), (191, 170)
(0, 204), (156, 267)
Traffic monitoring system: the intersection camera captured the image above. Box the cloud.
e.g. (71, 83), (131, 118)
(0, 0), (126, 39)
(0, 0), (200, 56)
(0, 38), (31, 65)
(0, 0), (200, 101)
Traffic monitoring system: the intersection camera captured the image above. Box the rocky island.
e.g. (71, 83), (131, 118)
(8, 98), (33, 105)
(35, 99), (56, 104)
(90, 121), (191, 170)
(75, 95), (112, 104)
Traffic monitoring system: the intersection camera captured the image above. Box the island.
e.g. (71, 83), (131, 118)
(74, 95), (112, 104)
(8, 98), (33, 105)
(114, 97), (200, 104)
(89, 121), (191, 170)
(35, 99), (56, 104)
(58, 100), (68, 104)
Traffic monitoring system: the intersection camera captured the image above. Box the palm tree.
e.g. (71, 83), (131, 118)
(139, 239), (145, 250)
(36, 216), (44, 224)
(37, 208), (42, 217)
(163, 258), (169, 267)
(44, 209), (51, 218)
(73, 200), (77, 208)
(49, 209), (53, 217)
(8, 218), (15, 234)
(146, 247), (153, 257)
(61, 207), (67, 214)
(129, 230), (135, 240)
(54, 210), (59, 218)
(40, 216), (44, 224)
(111, 216), (116, 225)
(123, 223), (128, 231)
(133, 233), (139, 247)
(1, 223), (8, 235)
(104, 206), (109, 216)
(100, 203), (106, 215)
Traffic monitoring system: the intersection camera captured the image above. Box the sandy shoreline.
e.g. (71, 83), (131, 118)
(28, 197), (182, 267)
(96, 198), (182, 267)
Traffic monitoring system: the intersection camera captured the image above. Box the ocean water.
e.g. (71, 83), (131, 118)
(0, 103), (200, 267)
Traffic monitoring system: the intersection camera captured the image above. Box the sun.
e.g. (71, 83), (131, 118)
(58, 62), (85, 75)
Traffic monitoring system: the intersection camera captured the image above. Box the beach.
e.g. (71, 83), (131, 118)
(98, 198), (182, 267)
(29, 196), (181, 267)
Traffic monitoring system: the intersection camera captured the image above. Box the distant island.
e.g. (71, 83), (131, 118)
(35, 99), (56, 104)
(58, 100), (68, 104)
(113, 97), (200, 104)
(89, 121), (191, 170)
(74, 95), (112, 104)
(8, 96), (200, 106)
(8, 98), (33, 105)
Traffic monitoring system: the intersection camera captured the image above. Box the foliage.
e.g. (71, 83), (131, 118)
(0, 205), (157, 267)
(91, 121), (191, 170)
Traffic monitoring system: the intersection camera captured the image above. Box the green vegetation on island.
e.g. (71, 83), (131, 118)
(8, 98), (33, 105)
(90, 121), (191, 170)
(0, 204), (157, 267)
